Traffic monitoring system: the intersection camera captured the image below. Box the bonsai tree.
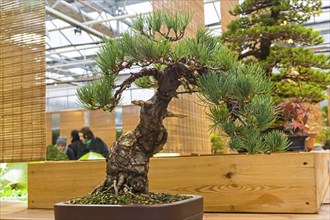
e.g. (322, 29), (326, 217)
(221, 0), (330, 103)
(76, 11), (287, 197)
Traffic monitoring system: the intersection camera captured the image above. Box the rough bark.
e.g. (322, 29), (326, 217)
(93, 65), (183, 194)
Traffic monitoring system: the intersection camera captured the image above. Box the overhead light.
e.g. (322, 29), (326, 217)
(74, 27), (82, 36)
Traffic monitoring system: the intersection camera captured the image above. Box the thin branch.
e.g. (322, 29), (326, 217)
(176, 90), (200, 95)
(236, 2), (273, 16)
(156, 29), (185, 42)
(165, 111), (188, 118)
(239, 50), (257, 59)
(132, 100), (145, 107)
(113, 68), (160, 106)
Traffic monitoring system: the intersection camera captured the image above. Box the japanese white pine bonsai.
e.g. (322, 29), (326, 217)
(76, 11), (288, 198)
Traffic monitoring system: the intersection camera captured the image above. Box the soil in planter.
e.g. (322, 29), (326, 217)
(66, 192), (192, 205)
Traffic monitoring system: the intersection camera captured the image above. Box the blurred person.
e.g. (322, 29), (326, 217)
(56, 136), (75, 160)
(68, 129), (82, 159)
(77, 127), (109, 159)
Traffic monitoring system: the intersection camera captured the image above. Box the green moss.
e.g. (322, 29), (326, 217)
(67, 192), (192, 205)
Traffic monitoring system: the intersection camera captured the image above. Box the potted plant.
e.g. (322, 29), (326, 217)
(54, 11), (239, 220)
(276, 99), (310, 151)
(53, 8), (295, 218)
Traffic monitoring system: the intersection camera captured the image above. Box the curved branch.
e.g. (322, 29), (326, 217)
(234, 2), (273, 16)
(157, 30), (185, 42)
(113, 68), (161, 105)
(239, 50), (258, 59)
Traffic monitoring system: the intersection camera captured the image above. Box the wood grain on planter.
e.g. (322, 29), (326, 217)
(28, 152), (330, 213)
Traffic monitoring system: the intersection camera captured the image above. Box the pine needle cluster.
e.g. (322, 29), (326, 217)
(199, 59), (290, 154)
(76, 11), (239, 112)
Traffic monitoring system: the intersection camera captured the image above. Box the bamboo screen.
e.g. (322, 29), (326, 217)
(220, 0), (239, 33)
(153, 0), (211, 154)
(0, 0), (46, 162)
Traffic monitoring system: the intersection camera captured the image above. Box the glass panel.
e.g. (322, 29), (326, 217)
(47, 97), (68, 112)
(68, 95), (80, 109)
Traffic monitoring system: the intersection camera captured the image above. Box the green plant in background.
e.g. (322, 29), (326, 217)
(317, 127), (330, 149)
(221, 0), (330, 103)
(321, 106), (329, 126)
(0, 163), (28, 201)
(210, 134), (226, 154)
(46, 144), (69, 161)
(199, 61), (290, 154)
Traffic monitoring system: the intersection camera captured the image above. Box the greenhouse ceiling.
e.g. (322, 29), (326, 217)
(45, 0), (222, 87)
(45, 0), (329, 88)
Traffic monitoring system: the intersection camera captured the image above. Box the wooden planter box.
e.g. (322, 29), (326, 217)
(28, 152), (330, 213)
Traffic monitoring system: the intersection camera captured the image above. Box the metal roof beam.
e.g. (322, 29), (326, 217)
(46, 6), (105, 38)
(46, 44), (100, 55)
(48, 11), (149, 32)
(47, 60), (95, 69)
(47, 0), (115, 37)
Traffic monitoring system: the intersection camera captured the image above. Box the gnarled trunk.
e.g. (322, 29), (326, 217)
(94, 66), (182, 194)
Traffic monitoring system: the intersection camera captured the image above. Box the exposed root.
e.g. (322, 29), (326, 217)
(123, 184), (134, 194)
(91, 184), (103, 195)
(113, 180), (118, 195)
(91, 178), (136, 197)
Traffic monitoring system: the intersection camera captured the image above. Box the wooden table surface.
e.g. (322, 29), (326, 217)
(1, 187), (329, 220)
(1, 200), (329, 220)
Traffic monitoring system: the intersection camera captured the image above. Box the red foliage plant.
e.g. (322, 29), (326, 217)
(277, 99), (309, 135)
